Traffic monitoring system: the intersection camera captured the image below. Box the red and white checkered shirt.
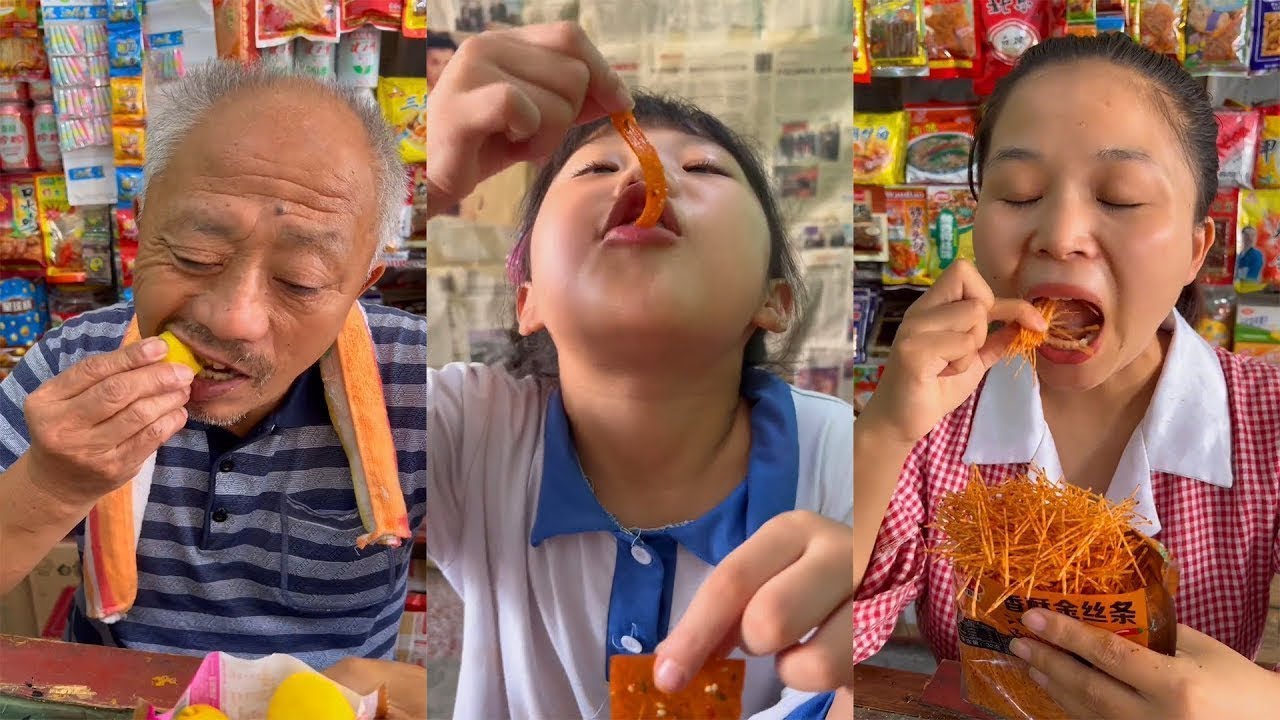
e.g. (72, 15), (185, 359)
(854, 336), (1280, 668)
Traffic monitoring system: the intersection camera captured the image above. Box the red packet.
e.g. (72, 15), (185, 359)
(402, 0), (426, 38)
(256, 0), (340, 46)
(1201, 188), (1239, 285)
(214, 0), (259, 61)
(974, 0), (1050, 96)
(343, 0), (403, 31)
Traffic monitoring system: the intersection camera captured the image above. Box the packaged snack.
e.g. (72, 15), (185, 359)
(855, 0), (872, 82)
(1202, 188), (1240, 284)
(1068, 0), (1098, 23)
(53, 85), (112, 119)
(1234, 294), (1280, 365)
(401, 0), (427, 39)
(258, 41), (295, 72)
(882, 186), (933, 285)
(43, 14), (110, 57)
(974, 0), (1050, 96)
(294, 38), (337, 80)
(868, 0), (930, 73)
(0, 36), (48, 82)
(1248, 0), (1280, 71)
(107, 0), (142, 24)
(107, 22), (144, 77)
(0, 275), (49, 352)
(0, 175), (43, 264)
(256, 0), (341, 46)
(342, 0), (403, 31)
(905, 105), (977, 184)
(927, 185), (977, 279)
(213, 0), (258, 61)
(109, 76), (146, 123)
(854, 184), (889, 261)
(146, 32), (187, 83)
(1184, 0), (1251, 74)
(57, 115), (112, 153)
(0, 0), (40, 37)
(0, 103), (36, 173)
(49, 54), (111, 88)
(1195, 283), (1235, 348)
(1215, 107), (1261, 188)
(853, 362), (885, 414)
(377, 77), (426, 164)
(1254, 103), (1280, 188)
(854, 111), (909, 186)
(935, 469), (1178, 720)
(116, 166), (144, 205)
(1235, 189), (1280, 293)
(35, 173), (86, 280)
(337, 25), (382, 88)
(112, 124), (145, 164)
(116, 206), (139, 287)
(32, 101), (60, 171)
(925, 0), (979, 76)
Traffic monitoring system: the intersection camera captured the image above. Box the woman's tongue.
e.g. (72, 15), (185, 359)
(1047, 299), (1104, 349)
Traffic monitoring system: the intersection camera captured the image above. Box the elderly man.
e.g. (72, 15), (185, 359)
(0, 63), (426, 711)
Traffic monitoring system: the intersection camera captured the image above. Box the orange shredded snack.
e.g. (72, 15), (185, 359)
(1003, 298), (1057, 370)
(1004, 298), (1103, 370)
(933, 467), (1147, 615)
(610, 111), (668, 228)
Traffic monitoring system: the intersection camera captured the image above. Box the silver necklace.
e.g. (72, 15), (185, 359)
(582, 473), (696, 537)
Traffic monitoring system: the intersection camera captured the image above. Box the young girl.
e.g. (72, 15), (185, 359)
(854, 33), (1280, 718)
(425, 24), (853, 719)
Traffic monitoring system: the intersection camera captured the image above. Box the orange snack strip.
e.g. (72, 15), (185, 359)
(609, 655), (744, 719)
(1003, 298), (1058, 371)
(610, 111), (668, 229)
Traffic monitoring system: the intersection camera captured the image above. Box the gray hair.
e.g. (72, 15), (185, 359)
(143, 61), (405, 268)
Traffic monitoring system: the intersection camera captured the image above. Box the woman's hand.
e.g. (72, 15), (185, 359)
(653, 511), (853, 694)
(1011, 608), (1280, 719)
(859, 259), (1046, 447)
(322, 657), (427, 720)
(426, 22), (632, 216)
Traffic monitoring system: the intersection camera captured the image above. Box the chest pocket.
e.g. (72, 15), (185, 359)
(279, 493), (401, 613)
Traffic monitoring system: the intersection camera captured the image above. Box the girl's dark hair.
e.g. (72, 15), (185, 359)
(503, 92), (808, 379)
(967, 33), (1218, 322)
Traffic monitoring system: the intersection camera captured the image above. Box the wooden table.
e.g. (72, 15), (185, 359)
(856, 662), (989, 720)
(0, 635), (201, 719)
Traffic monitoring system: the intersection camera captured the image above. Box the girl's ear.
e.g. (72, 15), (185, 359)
(516, 283), (546, 336)
(752, 279), (794, 334)
(1186, 216), (1213, 285)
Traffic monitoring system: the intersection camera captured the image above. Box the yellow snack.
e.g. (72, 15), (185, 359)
(377, 77), (426, 164)
(175, 706), (230, 720)
(159, 331), (202, 374)
(854, 111), (909, 186)
(266, 672), (356, 720)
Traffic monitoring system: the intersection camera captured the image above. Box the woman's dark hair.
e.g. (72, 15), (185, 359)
(504, 92), (808, 380)
(967, 33), (1217, 322)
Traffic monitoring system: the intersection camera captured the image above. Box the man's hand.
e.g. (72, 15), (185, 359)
(654, 511), (853, 694)
(23, 336), (192, 509)
(1011, 608), (1280, 719)
(323, 657), (427, 720)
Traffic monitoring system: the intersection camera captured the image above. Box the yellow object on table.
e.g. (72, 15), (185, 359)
(266, 672), (357, 720)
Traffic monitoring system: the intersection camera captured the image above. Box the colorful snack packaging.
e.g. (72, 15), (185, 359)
(855, 0), (873, 82)
(974, 0), (1050, 96)
(1202, 188), (1240, 284)
(111, 124), (145, 165)
(1234, 294), (1280, 365)
(882, 186), (933, 285)
(1184, 0), (1252, 74)
(936, 469), (1179, 720)
(295, 38), (338, 81)
(116, 166), (144, 206)
(1215, 107), (1261, 189)
(107, 22), (144, 77)
(401, 0), (427, 38)
(854, 184), (889, 261)
(256, 0), (340, 46)
(0, 37), (48, 83)
(1254, 103), (1280, 189)
(1195, 283), (1236, 348)
(927, 185), (977, 280)
(868, 0), (930, 74)
(377, 77), (426, 164)
(34, 173), (85, 280)
(212, 0), (258, 62)
(0, 274), (49, 356)
(0, 175), (43, 264)
(342, 0), (403, 31)
(925, 0), (980, 77)
(1249, 0), (1280, 71)
(1235, 189), (1280, 293)
(607, 655), (744, 719)
(109, 76), (146, 123)
(854, 111), (910, 186)
(338, 25), (382, 88)
(905, 105), (977, 184)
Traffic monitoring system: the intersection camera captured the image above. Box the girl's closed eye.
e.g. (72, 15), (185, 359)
(684, 159), (731, 176)
(571, 160), (618, 177)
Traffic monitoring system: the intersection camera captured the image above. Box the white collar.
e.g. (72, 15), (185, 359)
(962, 311), (1233, 536)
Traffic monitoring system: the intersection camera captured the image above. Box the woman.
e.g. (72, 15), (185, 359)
(853, 33), (1280, 719)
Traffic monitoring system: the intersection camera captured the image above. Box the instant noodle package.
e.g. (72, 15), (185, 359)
(1235, 189), (1280, 293)
(905, 105), (977, 184)
(933, 468), (1178, 720)
(855, 111), (909, 186)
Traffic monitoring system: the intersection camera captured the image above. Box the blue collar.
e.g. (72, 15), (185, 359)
(190, 363), (329, 440)
(529, 369), (800, 565)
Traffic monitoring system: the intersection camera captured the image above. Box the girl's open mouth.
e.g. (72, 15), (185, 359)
(1039, 298), (1104, 352)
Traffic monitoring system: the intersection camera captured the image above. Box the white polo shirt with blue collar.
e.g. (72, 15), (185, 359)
(427, 364), (853, 719)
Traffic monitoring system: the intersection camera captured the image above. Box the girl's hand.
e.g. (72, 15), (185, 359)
(1011, 608), (1280, 720)
(653, 511), (853, 694)
(425, 22), (633, 216)
(860, 259), (1046, 446)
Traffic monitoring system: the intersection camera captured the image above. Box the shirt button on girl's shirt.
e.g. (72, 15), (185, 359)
(630, 545), (652, 565)
(620, 635), (643, 654)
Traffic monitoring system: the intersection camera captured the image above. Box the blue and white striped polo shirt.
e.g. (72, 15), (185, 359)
(0, 302), (427, 670)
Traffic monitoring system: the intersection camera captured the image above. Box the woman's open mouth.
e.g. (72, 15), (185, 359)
(1033, 296), (1105, 364)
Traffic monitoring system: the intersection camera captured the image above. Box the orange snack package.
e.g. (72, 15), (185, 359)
(610, 111), (667, 228)
(256, 0), (340, 46)
(933, 468), (1178, 720)
(608, 655), (744, 719)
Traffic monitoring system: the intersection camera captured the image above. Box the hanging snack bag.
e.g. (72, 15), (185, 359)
(1254, 103), (1280, 189)
(295, 38), (338, 81)
(1235, 189), (1280, 293)
(343, 0), (403, 31)
(924, 0), (980, 77)
(905, 105), (977, 184)
(212, 0), (258, 61)
(377, 77), (426, 164)
(974, 0), (1050, 96)
(1215, 107), (1261, 189)
(854, 111), (909, 186)
(35, 173), (85, 280)
(402, 0), (427, 38)
(109, 76), (146, 123)
(1184, 0), (1252, 74)
(111, 124), (145, 165)
(868, 0), (930, 74)
(0, 273), (49, 357)
(882, 186), (932, 286)
(1195, 284), (1235, 348)
(256, 0), (340, 46)
(1234, 295), (1280, 365)
(855, 0), (873, 82)
(927, 186), (977, 280)
(1202, 188), (1240, 284)
(1250, 0), (1280, 72)
(0, 175), (43, 264)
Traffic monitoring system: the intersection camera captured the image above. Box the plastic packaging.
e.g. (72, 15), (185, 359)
(256, 0), (341, 46)
(924, 0), (979, 77)
(338, 25), (382, 87)
(1235, 189), (1280, 293)
(1215, 107), (1261, 189)
(906, 105), (977, 184)
(1254, 103), (1280, 189)
(1184, 0), (1252, 75)
(868, 0), (930, 74)
(1195, 284), (1236, 348)
(342, 0), (403, 31)
(377, 77), (426, 164)
(1202, 188), (1240, 285)
(882, 186), (932, 285)
(401, 0), (427, 38)
(854, 111), (909, 185)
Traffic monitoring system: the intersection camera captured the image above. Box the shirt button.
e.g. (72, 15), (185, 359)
(212, 508), (229, 523)
(630, 545), (652, 565)
(619, 635), (643, 654)
(219, 460), (234, 473)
